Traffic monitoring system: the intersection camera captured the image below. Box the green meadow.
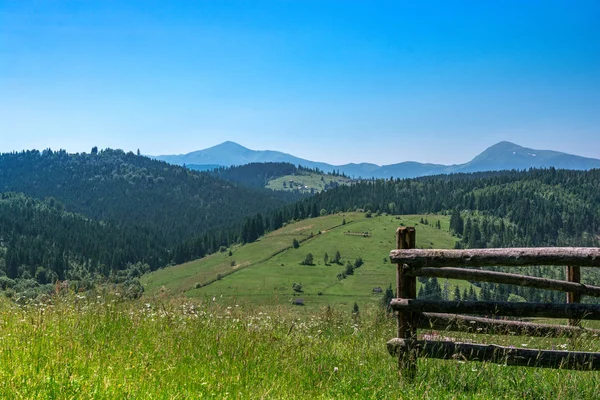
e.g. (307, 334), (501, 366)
(1, 296), (599, 399)
(141, 213), (467, 309)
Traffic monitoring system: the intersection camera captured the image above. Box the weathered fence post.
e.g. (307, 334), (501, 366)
(396, 227), (417, 378)
(566, 265), (581, 326)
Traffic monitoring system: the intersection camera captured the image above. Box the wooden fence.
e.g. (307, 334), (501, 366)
(387, 227), (600, 377)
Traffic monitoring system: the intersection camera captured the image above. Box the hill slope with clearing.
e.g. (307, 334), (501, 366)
(141, 213), (462, 309)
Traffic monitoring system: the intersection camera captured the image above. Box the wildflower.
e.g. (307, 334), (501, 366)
(333, 367), (339, 373)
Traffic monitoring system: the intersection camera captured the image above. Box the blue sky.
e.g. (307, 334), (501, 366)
(1, 0), (599, 165)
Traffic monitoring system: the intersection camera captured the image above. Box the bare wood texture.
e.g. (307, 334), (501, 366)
(567, 266), (582, 326)
(405, 267), (600, 297)
(387, 339), (600, 370)
(391, 298), (600, 320)
(390, 247), (600, 268)
(417, 312), (600, 337)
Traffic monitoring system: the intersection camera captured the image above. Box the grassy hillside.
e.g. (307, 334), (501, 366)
(266, 172), (354, 194)
(141, 213), (463, 308)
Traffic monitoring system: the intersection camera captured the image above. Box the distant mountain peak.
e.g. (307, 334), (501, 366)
(211, 141), (249, 151)
(488, 141), (520, 149)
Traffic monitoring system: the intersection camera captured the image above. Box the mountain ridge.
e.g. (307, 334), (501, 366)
(153, 141), (600, 178)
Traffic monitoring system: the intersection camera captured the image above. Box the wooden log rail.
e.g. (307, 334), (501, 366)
(390, 247), (600, 268)
(416, 312), (600, 337)
(387, 339), (600, 370)
(404, 267), (600, 297)
(391, 298), (600, 320)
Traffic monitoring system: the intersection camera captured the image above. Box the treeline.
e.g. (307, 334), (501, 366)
(171, 202), (325, 264)
(298, 169), (600, 248)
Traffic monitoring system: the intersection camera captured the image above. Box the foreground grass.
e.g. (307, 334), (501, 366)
(0, 295), (599, 399)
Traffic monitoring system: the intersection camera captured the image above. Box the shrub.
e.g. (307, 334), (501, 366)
(0, 276), (16, 290)
(292, 282), (303, 293)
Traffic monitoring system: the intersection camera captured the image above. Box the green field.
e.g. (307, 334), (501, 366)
(2, 296), (599, 399)
(142, 213), (466, 309)
(266, 172), (354, 193)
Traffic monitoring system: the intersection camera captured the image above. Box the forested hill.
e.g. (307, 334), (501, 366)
(0, 149), (302, 256)
(296, 169), (600, 248)
(0, 149), (301, 242)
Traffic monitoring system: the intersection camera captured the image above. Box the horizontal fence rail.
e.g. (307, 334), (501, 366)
(387, 339), (600, 371)
(390, 247), (600, 268)
(391, 298), (600, 320)
(416, 312), (600, 337)
(405, 267), (600, 297)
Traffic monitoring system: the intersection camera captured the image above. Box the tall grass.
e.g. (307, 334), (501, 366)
(0, 294), (598, 399)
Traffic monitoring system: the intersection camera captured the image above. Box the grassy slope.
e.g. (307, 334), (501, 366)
(266, 172), (354, 193)
(142, 213), (466, 309)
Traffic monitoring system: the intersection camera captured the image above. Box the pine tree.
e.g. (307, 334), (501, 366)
(453, 286), (461, 301)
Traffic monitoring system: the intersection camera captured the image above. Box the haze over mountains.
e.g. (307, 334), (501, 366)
(154, 141), (600, 178)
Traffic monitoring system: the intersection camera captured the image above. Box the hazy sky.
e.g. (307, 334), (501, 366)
(1, 0), (599, 165)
